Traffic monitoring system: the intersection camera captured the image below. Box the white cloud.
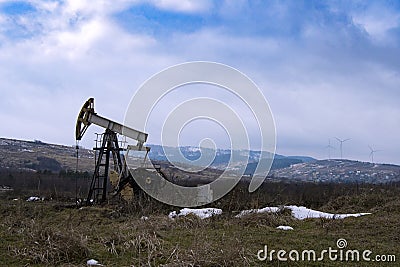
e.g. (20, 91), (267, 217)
(61, 0), (137, 17)
(0, 1), (399, 164)
(0, 0), (179, 148)
(352, 6), (400, 44)
(44, 17), (107, 59)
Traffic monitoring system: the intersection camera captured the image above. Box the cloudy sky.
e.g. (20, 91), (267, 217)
(0, 0), (399, 164)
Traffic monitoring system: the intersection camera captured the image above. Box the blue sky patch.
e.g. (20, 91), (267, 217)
(1, 1), (36, 15)
(114, 4), (211, 36)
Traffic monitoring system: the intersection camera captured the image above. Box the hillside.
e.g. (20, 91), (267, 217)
(0, 138), (399, 266)
(272, 159), (400, 183)
(0, 181), (399, 266)
(0, 138), (311, 174)
(0, 138), (94, 172)
(1, 137), (399, 184)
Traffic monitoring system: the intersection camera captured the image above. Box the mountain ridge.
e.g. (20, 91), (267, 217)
(1, 137), (399, 184)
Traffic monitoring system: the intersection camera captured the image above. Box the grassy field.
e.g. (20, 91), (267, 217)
(0, 182), (399, 266)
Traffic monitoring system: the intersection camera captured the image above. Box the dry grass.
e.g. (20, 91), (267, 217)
(8, 226), (89, 264)
(0, 183), (399, 266)
(234, 208), (296, 228)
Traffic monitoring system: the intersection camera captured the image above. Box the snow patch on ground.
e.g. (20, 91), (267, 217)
(237, 205), (371, 220)
(169, 206), (370, 221)
(169, 208), (222, 219)
(26, 196), (41, 202)
(87, 259), (103, 266)
(276, 225), (294, 230)
(286, 205), (371, 220)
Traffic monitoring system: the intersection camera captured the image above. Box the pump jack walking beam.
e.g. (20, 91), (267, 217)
(76, 98), (148, 149)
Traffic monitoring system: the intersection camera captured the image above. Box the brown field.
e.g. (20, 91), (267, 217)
(0, 180), (399, 266)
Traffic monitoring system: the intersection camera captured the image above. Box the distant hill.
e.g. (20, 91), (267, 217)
(0, 138), (314, 174)
(271, 159), (400, 184)
(245, 158), (303, 175)
(0, 138), (94, 173)
(147, 144), (315, 172)
(2, 138), (398, 184)
(286, 156), (316, 163)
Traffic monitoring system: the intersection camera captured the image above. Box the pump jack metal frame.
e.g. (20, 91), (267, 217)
(75, 98), (149, 205)
(88, 129), (121, 204)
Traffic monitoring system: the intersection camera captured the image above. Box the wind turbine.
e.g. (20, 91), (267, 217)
(325, 139), (335, 160)
(335, 137), (351, 159)
(368, 145), (380, 163)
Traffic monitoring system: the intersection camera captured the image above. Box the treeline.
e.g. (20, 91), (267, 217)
(0, 168), (91, 199)
(219, 180), (400, 211)
(1, 168), (399, 214)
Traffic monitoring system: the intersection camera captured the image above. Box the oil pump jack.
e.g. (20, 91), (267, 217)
(75, 98), (156, 205)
